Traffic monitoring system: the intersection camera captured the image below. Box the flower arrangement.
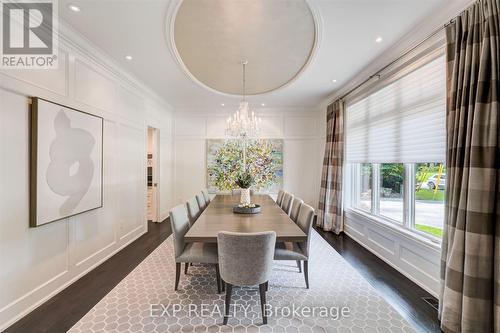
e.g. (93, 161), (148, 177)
(235, 170), (254, 189)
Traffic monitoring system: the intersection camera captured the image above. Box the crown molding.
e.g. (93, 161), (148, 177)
(318, 0), (475, 109)
(57, 19), (174, 112)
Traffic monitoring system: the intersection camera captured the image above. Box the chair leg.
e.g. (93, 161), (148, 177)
(215, 264), (222, 294)
(175, 263), (181, 291)
(223, 283), (233, 325)
(265, 281), (268, 292)
(259, 283), (268, 325)
(297, 260), (302, 273)
(185, 263), (189, 274)
(304, 260), (309, 289)
(221, 279), (225, 292)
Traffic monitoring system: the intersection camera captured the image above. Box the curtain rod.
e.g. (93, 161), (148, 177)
(332, 19), (455, 104)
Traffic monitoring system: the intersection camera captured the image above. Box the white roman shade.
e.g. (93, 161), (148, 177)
(346, 56), (446, 163)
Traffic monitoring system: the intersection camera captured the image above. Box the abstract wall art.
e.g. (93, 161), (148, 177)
(30, 97), (103, 227)
(207, 139), (283, 194)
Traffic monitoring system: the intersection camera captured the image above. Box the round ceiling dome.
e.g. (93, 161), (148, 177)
(172, 0), (316, 95)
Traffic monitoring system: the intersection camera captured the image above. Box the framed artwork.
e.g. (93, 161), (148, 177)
(30, 97), (103, 227)
(207, 139), (283, 194)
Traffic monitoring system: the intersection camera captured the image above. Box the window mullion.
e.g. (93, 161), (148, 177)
(404, 164), (415, 229)
(372, 163), (380, 215)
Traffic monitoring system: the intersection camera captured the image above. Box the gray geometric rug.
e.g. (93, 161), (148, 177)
(68, 231), (416, 333)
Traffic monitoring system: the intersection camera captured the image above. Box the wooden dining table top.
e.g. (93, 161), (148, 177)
(184, 194), (308, 243)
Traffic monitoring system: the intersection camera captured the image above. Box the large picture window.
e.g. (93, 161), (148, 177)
(346, 55), (446, 241)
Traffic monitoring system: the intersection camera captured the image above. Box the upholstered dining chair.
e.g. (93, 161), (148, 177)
(186, 197), (200, 227)
(218, 231), (276, 325)
(276, 190), (285, 206)
(169, 204), (221, 292)
(280, 192), (294, 215)
(289, 197), (304, 223)
(201, 188), (211, 204)
(196, 193), (207, 211)
(274, 203), (315, 288)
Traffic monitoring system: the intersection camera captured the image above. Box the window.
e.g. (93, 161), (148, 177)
(380, 163), (404, 223)
(358, 163), (372, 212)
(345, 55), (446, 241)
(414, 163), (445, 237)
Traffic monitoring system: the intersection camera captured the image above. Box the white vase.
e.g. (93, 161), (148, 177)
(240, 188), (251, 205)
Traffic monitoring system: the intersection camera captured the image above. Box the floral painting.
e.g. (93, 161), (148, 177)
(207, 139), (283, 194)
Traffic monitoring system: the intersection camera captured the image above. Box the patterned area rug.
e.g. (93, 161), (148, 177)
(68, 231), (416, 333)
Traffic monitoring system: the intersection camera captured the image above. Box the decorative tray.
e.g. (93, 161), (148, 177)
(233, 204), (261, 214)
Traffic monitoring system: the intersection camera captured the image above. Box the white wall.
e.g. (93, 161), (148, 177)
(0, 27), (175, 330)
(173, 107), (324, 207)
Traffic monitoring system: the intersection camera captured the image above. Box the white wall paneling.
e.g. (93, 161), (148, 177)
(173, 108), (323, 207)
(343, 210), (441, 296)
(0, 28), (174, 331)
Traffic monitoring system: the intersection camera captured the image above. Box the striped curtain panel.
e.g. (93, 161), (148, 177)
(439, 0), (500, 332)
(317, 100), (344, 234)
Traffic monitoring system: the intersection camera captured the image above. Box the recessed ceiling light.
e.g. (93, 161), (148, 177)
(68, 4), (80, 12)
(221, 103), (225, 107)
(375, 36), (383, 43)
(125, 55), (133, 60)
(261, 103), (266, 107)
(332, 79), (337, 83)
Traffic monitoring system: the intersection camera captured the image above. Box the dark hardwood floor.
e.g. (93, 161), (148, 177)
(4, 219), (440, 333)
(4, 220), (171, 333)
(313, 226), (441, 333)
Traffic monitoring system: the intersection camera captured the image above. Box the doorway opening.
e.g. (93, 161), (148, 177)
(147, 127), (160, 222)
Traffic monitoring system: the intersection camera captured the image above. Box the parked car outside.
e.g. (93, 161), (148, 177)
(427, 174), (446, 190)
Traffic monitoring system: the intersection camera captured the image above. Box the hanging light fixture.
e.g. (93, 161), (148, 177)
(225, 60), (261, 138)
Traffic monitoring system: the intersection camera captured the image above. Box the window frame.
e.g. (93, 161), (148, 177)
(349, 162), (443, 244)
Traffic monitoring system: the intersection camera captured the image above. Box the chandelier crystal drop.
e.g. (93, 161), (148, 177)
(225, 60), (261, 138)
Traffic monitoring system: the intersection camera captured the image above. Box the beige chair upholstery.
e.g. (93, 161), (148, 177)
(274, 203), (315, 288)
(281, 192), (294, 215)
(169, 204), (220, 292)
(218, 231), (276, 325)
(201, 188), (211, 204)
(196, 193), (207, 211)
(186, 197), (200, 226)
(276, 190), (285, 206)
(290, 197), (304, 223)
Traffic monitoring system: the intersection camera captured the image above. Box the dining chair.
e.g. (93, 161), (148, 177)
(196, 193), (207, 211)
(169, 204), (221, 292)
(274, 203), (314, 288)
(186, 197), (200, 226)
(289, 197), (304, 223)
(218, 231), (276, 325)
(201, 188), (211, 204)
(276, 190), (285, 206)
(280, 192), (294, 215)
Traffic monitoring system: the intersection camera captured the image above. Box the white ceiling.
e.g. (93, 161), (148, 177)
(59, 0), (450, 109)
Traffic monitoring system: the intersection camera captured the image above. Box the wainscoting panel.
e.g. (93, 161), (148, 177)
(344, 210), (441, 296)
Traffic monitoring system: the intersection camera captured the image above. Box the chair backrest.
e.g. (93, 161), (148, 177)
(196, 193), (206, 211)
(281, 192), (294, 215)
(276, 190), (285, 206)
(290, 197), (304, 222)
(186, 197), (200, 226)
(169, 204), (190, 258)
(201, 189), (210, 204)
(217, 231), (276, 286)
(296, 203), (315, 258)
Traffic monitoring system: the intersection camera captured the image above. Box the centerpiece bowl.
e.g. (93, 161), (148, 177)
(233, 203), (261, 214)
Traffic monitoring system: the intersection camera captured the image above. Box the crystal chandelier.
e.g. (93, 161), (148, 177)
(225, 60), (261, 139)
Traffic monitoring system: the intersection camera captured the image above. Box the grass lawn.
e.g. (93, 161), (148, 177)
(415, 224), (443, 238)
(415, 189), (445, 201)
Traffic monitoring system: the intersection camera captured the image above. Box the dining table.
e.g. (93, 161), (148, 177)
(184, 194), (307, 243)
